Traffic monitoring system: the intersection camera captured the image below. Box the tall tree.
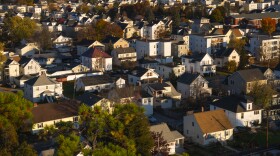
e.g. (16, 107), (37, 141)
(56, 133), (80, 156)
(33, 27), (54, 51)
(145, 7), (155, 23)
(171, 7), (181, 31)
(261, 18), (276, 36)
(209, 8), (223, 23)
(3, 16), (37, 44)
(151, 132), (169, 156)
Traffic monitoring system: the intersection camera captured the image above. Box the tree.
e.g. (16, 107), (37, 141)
(14, 142), (37, 156)
(145, 7), (155, 23)
(77, 4), (90, 13)
(261, 18), (276, 36)
(151, 132), (169, 156)
(56, 133), (80, 156)
(225, 61), (237, 73)
(92, 143), (136, 156)
(169, 71), (178, 88)
(0, 42), (7, 68)
(3, 16), (37, 44)
(228, 39), (248, 69)
(121, 61), (137, 70)
(210, 8), (223, 23)
(33, 27), (54, 51)
(171, 7), (181, 31)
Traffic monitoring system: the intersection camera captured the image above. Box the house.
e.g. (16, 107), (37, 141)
(71, 64), (90, 73)
(210, 95), (263, 127)
(32, 100), (80, 133)
(135, 39), (171, 59)
(171, 41), (189, 57)
(52, 35), (73, 48)
(76, 39), (105, 56)
(102, 36), (129, 51)
(135, 90), (154, 116)
(138, 58), (159, 69)
(181, 53), (216, 76)
(111, 47), (137, 66)
(117, 22), (137, 39)
(15, 43), (38, 56)
(228, 68), (267, 94)
(210, 28), (243, 43)
(24, 72), (63, 103)
(75, 75), (123, 92)
(3, 59), (20, 83)
(15, 75), (36, 88)
(189, 34), (227, 54)
(190, 18), (212, 34)
(183, 110), (234, 145)
(143, 81), (181, 108)
(128, 67), (159, 85)
(177, 73), (212, 99)
(81, 47), (112, 71)
(249, 35), (280, 61)
(214, 48), (240, 68)
(142, 20), (166, 40)
(76, 92), (112, 113)
(18, 56), (41, 76)
(155, 63), (185, 80)
(150, 123), (184, 155)
(274, 63), (280, 79)
(251, 65), (275, 80)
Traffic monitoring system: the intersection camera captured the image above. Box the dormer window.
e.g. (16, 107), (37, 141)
(248, 104), (251, 110)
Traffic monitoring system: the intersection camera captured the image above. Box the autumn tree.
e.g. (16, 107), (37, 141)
(145, 7), (155, 23)
(228, 39), (248, 69)
(3, 16), (37, 44)
(121, 60), (137, 70)
(210, 8), (223, 23)
(225, 60), (237, 73)
(77, 4), (90, 13)
(0, 42), (7, 69)
(261, 18), (276, 36)
(151, 132), (169, 156)
(171, 7), (181, 31)
(33, 27), (54, 51)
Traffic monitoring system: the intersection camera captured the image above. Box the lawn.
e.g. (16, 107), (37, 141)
(228, 128), (280, 151)
(63, 81), (75, 98)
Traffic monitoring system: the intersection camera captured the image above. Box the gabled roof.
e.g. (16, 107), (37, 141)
(251, 65), (271, 74)
(215, 48), (237, 58)
(184, 53), (208, 62)
(77, 39), (95, 46)
(117, 22), (128, 30)
(235, 68), (266, 82)
(18, 56), (33, 67)
(211, 95), (261, 113)
(177, 73), (201, 85)
(76, 92), (104, 107)
(25, 73), (58, 86)
(102, 36), (121, 44)
(150, 123), (184, 143)
(129, 67), (157, 77)
(82, 47), (111, 58)
(79, 75), (114, 86)
(148, 82), (170, 91)
(193, 110), (233, 134)
(32, 100), (80, 123)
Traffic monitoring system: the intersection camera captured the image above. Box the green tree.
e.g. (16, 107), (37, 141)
(33, 27), (54, 51)
(210, 8), (223, 23)
(92, 143), (136, 156)
(169, 71), (178, 88)
(171, 7), (181, 31)
(56, 133), (80, 156)
(14, 142), (37, 156)
(261, 18), (276, 36)
(225, 60), (237, 73)
(145, 7), (155, 23)
(3, 16), (37, 44)
(0, 116), (18, 152)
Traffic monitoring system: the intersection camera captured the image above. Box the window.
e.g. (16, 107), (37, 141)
(241, 113), (244, 119)
(46, 86), (48, 89)
(73, 116), (79, 122)
(143, 99), (147, 103)
(248, 104), (251, 110)
(192, 122), (194, 126)
(36, 87), (39, 91)
(225, 131), (229, 136)
(232, 56), (236, 59)
(37, 123), (43, 128)
(254, 111), (259, 115)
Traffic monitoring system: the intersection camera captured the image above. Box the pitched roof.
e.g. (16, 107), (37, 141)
(177, 73), (201, 85)
(82, 47), (111, 58)
(102, 36), (121, 44)
(193, 110), (233, 134)
(76, 92), (104, 107)
(251, 65), (271, 74)
(113, 47), (136, 54)
(117, 22), (128, 30)
(211, 95), (261, 113)
(184, 53), (207, 62)
(129, 67), (156, 77)
(215, 48), (236, 57)
(79, 75), (114, 86)
(32, 100), (80, 123)
(148, 82), (170, 91)
(25, 73), (58, 86)
(18, 56), (32, 67)
(150, 123), (184, 143)
(235, 68), (266, 82)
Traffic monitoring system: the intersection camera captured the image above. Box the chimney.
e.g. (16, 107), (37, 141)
(34, 103), (38, 107)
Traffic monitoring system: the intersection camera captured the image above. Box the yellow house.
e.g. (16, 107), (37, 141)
(102, 36), (129, 51)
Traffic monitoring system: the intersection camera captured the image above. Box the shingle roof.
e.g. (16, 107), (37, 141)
(113, 47), (136, 54)
(32, 100), (80, 123)
(82, 47), (111, 58)
(215, 48), (236, 57)
(25, 73), (58, 86)
(150, 123), (184, 143)
(129, 67), (152, 77)
(148, 82), (170, 91)
(79, 75), (114, 86)
(193, 110), (233, 134)
(177, 73), (201, 85)
(18, 56), (32, 67)
(230, 12), (280, 20)
(102, 36), (121, 44)
(184, 53), (207, 62)
(76, 92), (104, 107)
(211, 95), (261, 113)
(236, 68), (266, 82)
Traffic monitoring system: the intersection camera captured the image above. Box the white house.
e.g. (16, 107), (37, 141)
(32, 100), (80, 133)
(81, 47), (112, 71)
(53, 35), (73, 48)
(135, 39), (172, 59)
(214, 48), (240, 68)
(3, 59), (20, 83)
(189, 34), (227, 54)
(24, 72), (63, 103)
(181, 53), (216, 75)
(128, 67), (159, 85)
(171, 41), (189, 57)
(183, 110), (234, 146)
(142, 20), (166, 40)
(177, 73), (212, 99)
(150, 123), (184, 155)
(210, 95), (263, 127)
(75, 75), (122, 92)
(155, 63), (185, 80)
(111, 47), (137, 66)
(135, 90), (154, 116)
(18, 57), (41, 76)
(143, 81), (181, 108)
(15, 43), (38, 56)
